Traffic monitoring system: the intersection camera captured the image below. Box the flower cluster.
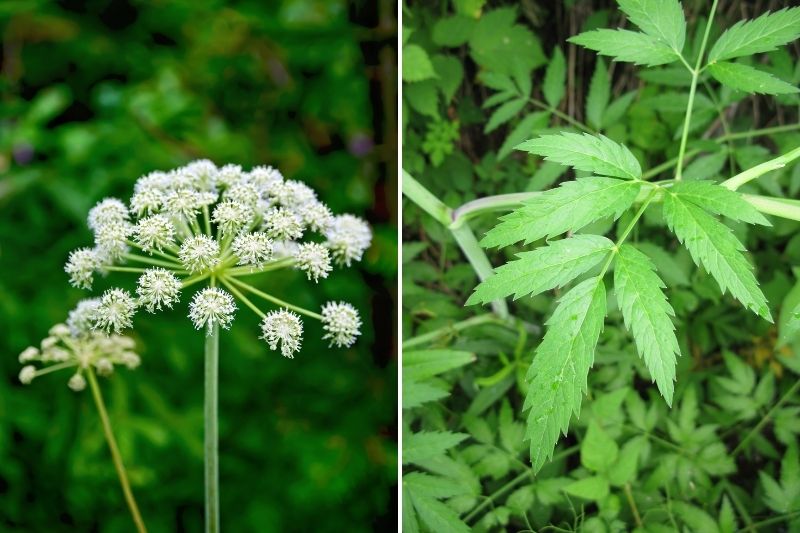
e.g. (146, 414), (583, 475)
(65, 161), (369, 358)
(18, 300), (140, 391)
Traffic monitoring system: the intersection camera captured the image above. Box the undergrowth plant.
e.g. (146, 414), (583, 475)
(403, 1), (800, 530)
(64, 161), (371, 531)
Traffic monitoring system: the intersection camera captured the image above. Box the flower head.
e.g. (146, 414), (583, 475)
(232, 232), (274, 267)
(189, 287), (237, 332)
(137, 268), (182, 312)
(324, 214), (372, 266)
(260, 309), (303, 358)
(19, 301), (140, 390)
(212, 200), (252, 235)
(67, 298), (101, 336)
(179, 234), (220, 273)
(88, 198), (129, 231)
(65, 248), (101, 289)
(94, 288), (137, 333)
(263, 207), (304, 241)
(133, 214), (176, 253)
(294, 242), (332, 282)
(321, 301), (362, 348)
(129, 187), (164, 217)
(94, 220), (132, 260)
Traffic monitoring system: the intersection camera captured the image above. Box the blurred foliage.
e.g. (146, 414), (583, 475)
(0, 0), (397, 531)
(402, 0), (800, 531)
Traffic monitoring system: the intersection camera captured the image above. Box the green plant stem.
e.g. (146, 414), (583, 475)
(722, 145), (800, 191)
(732, 379), (800, 457)
(122, 252), (184, 269)
(450, 193), (540, 227)
(103, 266), (153, 274)
(225, 276), (322, 319)
(219, 277), (266, 318)
(204, 322), (220, 533)
(181, 273), (211, 288)
(403, 170), (509, 318)
(451, 224), (509, 318)
(224, 258), (295, 277)
(203, 205), (212, 236)
(126, 240), (181, 263)
(675, 0), (719, 181)
(723, 123), (800, 141)
(599, 190), (658, 277)
(463, 445), (580, 524)
(86, 368), (147, 533)
(402, 314), (511, 349)
(742, 194), (800, 222)
(624, 483), (643, 528)
(743, 510), (800, 532)
(529, 98), (594, 133)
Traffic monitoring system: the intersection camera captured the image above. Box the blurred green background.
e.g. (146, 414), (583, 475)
(0, 0), (397, 531)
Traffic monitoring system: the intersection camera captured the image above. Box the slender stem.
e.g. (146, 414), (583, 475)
(224, 258), (295, 277)
(122, 253), (184, 270)
(675, 0), (719, 181)
(402, 314), (510, 350)
(733, 379), (800, 457)
(86, 368), (147, 533)
(225, 276), (322, 319)
(722, 123), (800, 141)
(181, 273), (211, 289)
(102, 266), (151, 274)
(204, 323), (220, 533)
(203, 205), (212, 236)
(219, 277), (266, 318)
(624, 483), (643, 527)
(599, 189), (658, 277)
(31, 361), (77, 377)
(450, 193), (540, 227)
(126, 240), (181, 264)
(529, 98), (594, 133)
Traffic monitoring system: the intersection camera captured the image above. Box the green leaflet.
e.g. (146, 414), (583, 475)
(403, 431), (469, 465)
(543, 46), (566, 108)
(467, 234), (613, 304)
(408, 490), (470, 533)
(708, 62), (799, 95)
(614, 244), (679, 405)
(781, 303), (800, 343)
(481, 176), (640, 248)
(586, 59), (610, 130)
(569, 29), (679, 66)
(708, 7), (800, 63)
(524, 277), (607, 472)
(516, 133), (642, 179)
(663, 192), (772, 322)
(617, 0), (687, 53)
(669, 180), (772, 225)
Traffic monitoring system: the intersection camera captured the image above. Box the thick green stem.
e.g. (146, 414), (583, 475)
(451, 224), (509, 318)
(87, 369), (147, 533)
(675, 0), (719, 180)
(722, 145), (800, 191)
(204, 323), (220, 533)
(743, 194), (800, 222)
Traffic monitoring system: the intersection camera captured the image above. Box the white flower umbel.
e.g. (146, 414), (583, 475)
(137, 268), (182, 312)
(189, 287), (237, 332)
(94, 288), (137, 333)
(321, 301), (362, 348)
(65, 161), (371, 533)
(17, 302), (146, 531)
(294, 242), (332, 282)
(260, 309), (303, 358)
(324, 214), (372, 266)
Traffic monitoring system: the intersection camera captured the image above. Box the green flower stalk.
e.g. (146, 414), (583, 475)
(64, 160), (371, 531)
(18, 301), (146, 533)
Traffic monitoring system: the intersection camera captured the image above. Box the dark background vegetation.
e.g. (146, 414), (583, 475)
(0, 0), (397, 531)
(403, 0), (800, 530)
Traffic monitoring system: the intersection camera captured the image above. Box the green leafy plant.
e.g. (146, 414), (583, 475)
(403, 0), (800, 530)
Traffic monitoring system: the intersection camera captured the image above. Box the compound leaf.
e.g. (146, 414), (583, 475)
(663, 193), (772, 321)
(670, 180), (771, 225)
(618, 0), (687, 53)
(524, 277), (607, 472)
(614, 244), (679, 405)
(708, 7), (800, 63)
(481, 177), (640, 248)
(516, 132), (642, 179)
(569, 29), (679, 66)
(468, 234), (614, 304)
(709, 62), (799, 95)
(403, 431), (469, 465)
